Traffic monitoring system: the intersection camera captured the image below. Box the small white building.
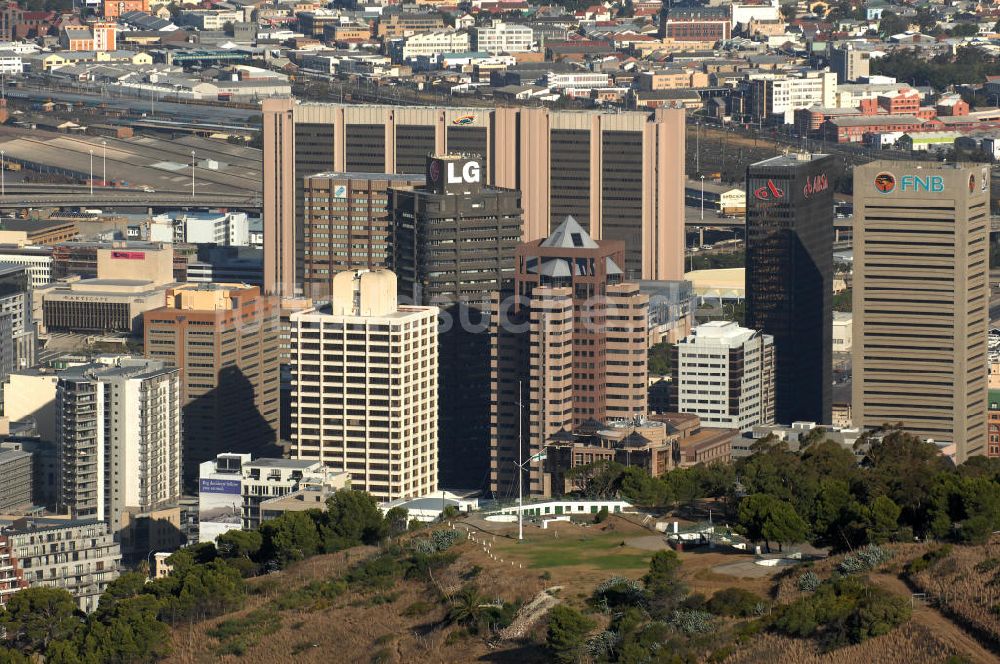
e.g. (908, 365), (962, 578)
(832, 311), (852, 352)
(0, 55), (23, 75)
(546, 71), (611, 93)
(397, 30), (471, 61)
(472, 22), (534, 53)
(198, 453), (349, 543)
(175, 212), (249, 246)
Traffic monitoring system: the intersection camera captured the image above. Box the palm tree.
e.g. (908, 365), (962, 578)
(447, 585), (486, 627)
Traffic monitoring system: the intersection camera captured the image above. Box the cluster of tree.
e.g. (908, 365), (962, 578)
(775, 575), (911, 651)
(689, 250), (745, 271)
(0, 490), (411, 663)
(832, 289), (852, 312)
(872, 48), (1000, 89)
(990, 238), (1000, 268)
(551, 546), (913, 661)
(647, 342), (673, 376)
(567, 430), (1000, 552)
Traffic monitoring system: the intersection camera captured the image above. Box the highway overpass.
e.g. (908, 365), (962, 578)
(0, 184), (260, 210)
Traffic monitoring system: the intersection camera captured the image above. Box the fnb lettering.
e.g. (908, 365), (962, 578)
(900, 175), (944, 193)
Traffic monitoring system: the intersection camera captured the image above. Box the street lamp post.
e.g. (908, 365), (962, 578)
(101, 140), (106, 186)
(514, 381), (549, 542)
(1, 150), (6, 198)
(695, 120), (700, 174)
(190, 150), (196, 199)
(700, 174), (705, 222)
(89, 150), (93, 196)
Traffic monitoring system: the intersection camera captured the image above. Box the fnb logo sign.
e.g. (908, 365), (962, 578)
(874, 172), (944, 194)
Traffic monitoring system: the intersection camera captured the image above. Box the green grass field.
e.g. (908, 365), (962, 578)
(491, 531), (654, 574)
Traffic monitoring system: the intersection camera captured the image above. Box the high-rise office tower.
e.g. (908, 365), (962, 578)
(746, 153), (834, 424)
(0, 263), (35, 377)
(853, 162), (989, 462)
(261, 101), (685, 294)
(301, 172), (424, 301)
(391, 154), (522, 489)
(289, 270), (438, 501)
(491, 216), (649, 498)
(143, 284), (281, 482)
(673, 321), (775, 431)
(390, 154), (522, 304)
(55, 358), (181, 528)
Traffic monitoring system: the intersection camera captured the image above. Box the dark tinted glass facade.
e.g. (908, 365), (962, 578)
(295, 123), (337, 287)
(345, 124), (386, 172)
(390, 182), (523, 491)
(602, 131), (644, 280)
(395, 125), (436, 174)
(550, 129), (590, 231)
(447, 126), (488, 158)
(746, 154), (834, 424)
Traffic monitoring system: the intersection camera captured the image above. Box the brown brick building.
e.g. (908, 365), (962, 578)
(491, 216), (649, 498)
(300, 172), (422, 301)
(143, 283), (281, 482)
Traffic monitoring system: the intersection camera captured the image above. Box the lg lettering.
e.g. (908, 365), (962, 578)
(901, 175), (944, 192)
(447, 161), (480, 184)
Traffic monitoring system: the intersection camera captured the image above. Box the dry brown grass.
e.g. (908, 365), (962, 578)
(161, 535), (555, 664)
(722, 623), (959, 664)
(907, 536), (1000, 651)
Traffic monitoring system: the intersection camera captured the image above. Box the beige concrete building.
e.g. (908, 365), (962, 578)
(38, 242), (177, 335)
(2, 370), (59, 441)
(143, 283), (281, 482)
(261, 101), (686, 295)
(853, 162), (989, 461)
(289, 270), (438, 501)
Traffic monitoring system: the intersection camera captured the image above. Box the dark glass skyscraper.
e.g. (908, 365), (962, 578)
(390, 154), (522, 490)
(745, 154), (834, 424)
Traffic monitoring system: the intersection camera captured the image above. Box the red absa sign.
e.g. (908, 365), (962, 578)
(803, 173), (828, 198)
(753, 179), (784, 201)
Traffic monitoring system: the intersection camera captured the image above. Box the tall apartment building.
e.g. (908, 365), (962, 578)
(0, 245), (53, 289)
(391, 154), (521, 489)
(0, 448), (31, 511)
(673, 321), (775, 431)
(0, 263), (35, 376)
(377, 12), (446, 38)
(55, 358), (181, 530)
(143, 283), (280, 482)
(853, 162), (989, 462)
(491, 216), (648, 498)
(0, 518), (121, 612)
(289, 270), (438, 501)
(261, 100), (685, 296)
(301, 172), (423, 301)
(746, 153), (834, 424)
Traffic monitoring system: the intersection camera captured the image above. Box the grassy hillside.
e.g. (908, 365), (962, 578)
(157, 519), (1000, 664)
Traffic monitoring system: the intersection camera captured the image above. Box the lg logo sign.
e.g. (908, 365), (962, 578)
(429, 159), (481, 185)
(447, 160), (480, 184)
